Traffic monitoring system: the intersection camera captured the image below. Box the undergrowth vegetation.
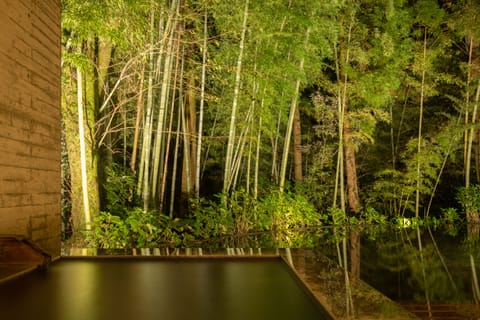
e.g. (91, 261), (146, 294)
(84, 188), (471, 249)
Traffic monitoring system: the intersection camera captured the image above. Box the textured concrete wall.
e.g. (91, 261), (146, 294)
(0, 0), (61, 257)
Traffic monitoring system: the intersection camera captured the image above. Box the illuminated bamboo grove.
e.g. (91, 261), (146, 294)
(61, 0), (480, 235)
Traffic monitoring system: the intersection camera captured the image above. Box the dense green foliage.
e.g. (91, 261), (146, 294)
(86, 190), (327, 248)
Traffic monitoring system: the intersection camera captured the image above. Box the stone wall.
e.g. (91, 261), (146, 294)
(0, 0), (61, 257)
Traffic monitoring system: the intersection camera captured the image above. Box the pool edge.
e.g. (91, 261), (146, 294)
(279, 248), (420, 320)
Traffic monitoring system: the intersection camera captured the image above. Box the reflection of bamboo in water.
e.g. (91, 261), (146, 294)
(334, 226), (354, 317)
(334, 226), (343, 267)
(342, 236), (355, 318)
(470, 255), (480, 303)
(416, 227), (432, 319)
(427, 227), (458, 293)
(468, 222), (480, 303)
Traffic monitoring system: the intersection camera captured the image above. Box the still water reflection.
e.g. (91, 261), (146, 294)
(0, 257), (331, 320)
(190, 224), (480, 319)
(60, 225), (480, 319)
(260, 224), (480, 319)
(356, 225), (480, 319)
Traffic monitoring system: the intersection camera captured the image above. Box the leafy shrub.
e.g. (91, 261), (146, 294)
(227, 190), (265, 235)
(188, 190), (324, 246)
(259, 191), (322, 229)
(361, 207), (387, 225)
(329, 207), (347, 225)
(87, 212), (129, 249)
(87, 209), (188, 248)
(441, 207), (461, 224)
(87, 189), (326, 249)
(257, 191), (324, 246)
(124, 208), (162, 247)
(456, 185), (480, 223)
(189, 196), (235, 240)
(104, 164), (138, 217)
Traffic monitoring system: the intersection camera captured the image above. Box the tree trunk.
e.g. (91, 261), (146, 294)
(293, 107), (302, 182)
(349, 230), (361, 285)
(344, 120), (361, 214)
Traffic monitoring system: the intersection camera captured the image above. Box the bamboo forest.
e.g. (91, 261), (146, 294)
(61, 0), (480, 246)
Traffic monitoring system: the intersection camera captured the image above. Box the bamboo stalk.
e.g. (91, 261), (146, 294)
(223, 0), (249, 195)
(415, 27), (428, 218)
(279, 27), (310, 193)
(76, 67), (91, 230)
(195, 7), (208, 198)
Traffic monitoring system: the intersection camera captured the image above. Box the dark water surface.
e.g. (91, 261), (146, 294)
(357, 226), (480, 319)
(0, 257), (331, 320)
(2, 226), (478, 319)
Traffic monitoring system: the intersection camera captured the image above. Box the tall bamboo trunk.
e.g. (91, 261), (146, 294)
(415, 28), (427, 218)
(223, 0), (249, 194)
(180, 73), (196, 208)
(470, 255), (480, 303)
(271, 110), (281, 184)
(169, 34), (186, 217)
(138, 9), (158, 211)
(466, 84), (480, 224)
(463, 22), (480, 224)
(151, 18), (176, 206)
(279, 28), (309, 192)
(160, 22), (181, 213)
(465, 34), (475, 179)
(333, 14), (353, 213)
(336, 8), (359, 287)
(76, 67), (91, 230)
(130, 61), (146, 173)
(180, 84), (193, 214)
(195, 8), (208, 198)
(254, 116), (262, 200)
(93, 38), (113, 212)
(230, 109), (254, 191)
